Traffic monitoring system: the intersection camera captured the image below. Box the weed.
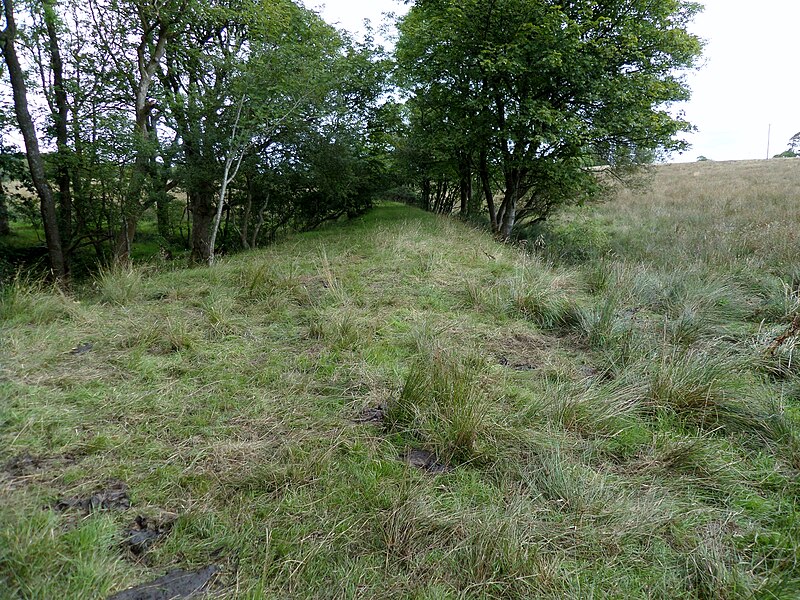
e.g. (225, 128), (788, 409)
(318, 247), (346, 304)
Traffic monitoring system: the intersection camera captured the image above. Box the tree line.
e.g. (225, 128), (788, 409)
(0, 0), (703, 281)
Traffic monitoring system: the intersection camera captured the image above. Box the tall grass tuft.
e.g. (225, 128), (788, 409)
(577, 296), (635, 349)
(687, 521), (751, 600)
(94, 263), (144, 306)
(507, 268), (581, 329)
(644, 350), (773, 440)
(546, 378), (645, 440)
(318, 247), (347, 304)
(236, 260), (304, 308)
(385, 350), (491, 464)
(0, 274), (76, 324)
(201, 291), (239, 334)
(659, 274), (753, 345)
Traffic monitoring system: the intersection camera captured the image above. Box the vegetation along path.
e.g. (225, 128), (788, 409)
(2, 160), (800, 598)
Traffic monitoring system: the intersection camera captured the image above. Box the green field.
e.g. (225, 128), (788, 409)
(1, 159), (799, 598)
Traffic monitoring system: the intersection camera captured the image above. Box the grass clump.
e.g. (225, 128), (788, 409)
(546, 378), (645, 442)
(311, 306), (373, 351)
(0, 274), (76, 324)
(506, 266), (582, 329)
(385, 350), (492, 464)
(94, 263), (145, 306)
(117, 314), (197, 355)
(645, 350), (750, 430)
(234, 260), (308, 309)
(641, 349), (796, 451)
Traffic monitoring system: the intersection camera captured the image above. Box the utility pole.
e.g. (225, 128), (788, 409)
(767, 123), (772, 159)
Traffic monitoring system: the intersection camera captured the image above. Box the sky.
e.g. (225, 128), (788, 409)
(314, 0), (407, 46)
(675, 0), (800, 162)
(315, 0), (800, 163)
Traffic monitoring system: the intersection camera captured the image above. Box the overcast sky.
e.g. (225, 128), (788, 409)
(676, 0), (800, 161)
(315, 0), (800, 164)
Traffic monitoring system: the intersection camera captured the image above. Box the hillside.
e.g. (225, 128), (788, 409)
(2, 160), (800, 598)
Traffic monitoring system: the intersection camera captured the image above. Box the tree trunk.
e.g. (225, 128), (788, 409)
(250, 191), (269, 248)
(499, 190), (516, 239)
(190, 184), (215, 264)
(114, 216), (138, 263)
(2, 0), (65, 280)
(43, 0), (72, 250)
(71, 102), (87, 243)
(240, 176), (252, 250)
(114, 20), (170, 264)
(479, 151), (497, 232)
(0, 181), (10, 235)
(458, 153), (471, 216)
(499, 167), (524, 239)
(156, 191), (171, 242)
(421, 178), (431, 211)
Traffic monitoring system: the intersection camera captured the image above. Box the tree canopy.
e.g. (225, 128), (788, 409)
(1, 0), (392, 275)
(395, 0), (703, 236)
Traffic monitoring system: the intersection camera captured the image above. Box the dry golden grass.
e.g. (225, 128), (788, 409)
(602, 159), (800, 275)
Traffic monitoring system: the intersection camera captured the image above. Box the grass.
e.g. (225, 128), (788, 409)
(1, 160), (800, 598)
(385, 350), (491, 464)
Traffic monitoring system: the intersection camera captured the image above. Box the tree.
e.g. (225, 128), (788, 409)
(86, 0), (188, 262)
(0, 0), (396, 273)
(396, 0), (703, 237)
(161, 0), (374, 263)
(1, 0), (66, 279)
(787, 132), (800, 155)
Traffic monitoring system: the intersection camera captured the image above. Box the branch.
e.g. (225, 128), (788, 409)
(767, 315), (800, 356)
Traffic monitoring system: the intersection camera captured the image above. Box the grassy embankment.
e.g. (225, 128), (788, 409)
(1, 159), (799, 598)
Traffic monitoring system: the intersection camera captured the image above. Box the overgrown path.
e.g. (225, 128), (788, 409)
(2, 196), (799, 598)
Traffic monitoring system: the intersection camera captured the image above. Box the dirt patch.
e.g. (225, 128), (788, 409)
(54, 479), (130, 513)
(122, 515), (177, 556)
(490, 331), (561, 372)
(497, 356), (535, 371)
(3, 452), (44, 476)
(578, 365), (600, 379)
(106, 565), (219, 600)
(147, 292), (172, 301)
(492, 329), (606, 379)
(1, 451), (76, 490)
(402, 449), (452, 474)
